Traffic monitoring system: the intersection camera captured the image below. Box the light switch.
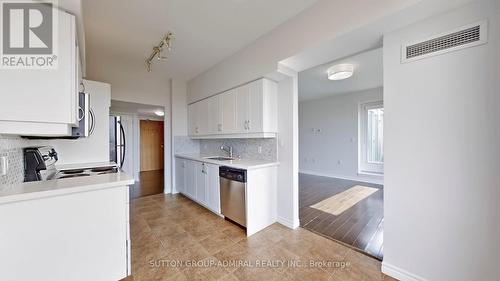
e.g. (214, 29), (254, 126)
(0, 156), (7, 176)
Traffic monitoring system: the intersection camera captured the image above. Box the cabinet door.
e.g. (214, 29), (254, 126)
(197, 101), (209, 135)
(187, 104), (197, 136)
(196, 162), (207, 205)
(206, 164), (221, 214)
(221, 90), (236, 134)
(235, 84), (250, 133)
(185, 160), (196, 199)
(0, 12), (78, 135)
(247, 80), (264, 133)
(175, 158), (185, 193)
(207, 96), (222, 134)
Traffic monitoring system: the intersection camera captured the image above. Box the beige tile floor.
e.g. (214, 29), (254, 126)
(125, 194), (397, 281)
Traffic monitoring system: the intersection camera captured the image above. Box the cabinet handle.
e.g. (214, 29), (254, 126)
(218, 124), (222, 132)
(247, 120), (250, 130)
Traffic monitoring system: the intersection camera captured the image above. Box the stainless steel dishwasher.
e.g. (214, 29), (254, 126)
(219, 166), (247, 227)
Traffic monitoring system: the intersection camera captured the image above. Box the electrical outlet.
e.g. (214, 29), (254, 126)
(0, 156), (7, 176)
(337, 160), (342, 165)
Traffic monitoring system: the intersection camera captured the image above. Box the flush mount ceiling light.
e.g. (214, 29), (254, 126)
(146, 32), (174, 72)
(327, 64), (354, 80)
(154, 111), (165, 117)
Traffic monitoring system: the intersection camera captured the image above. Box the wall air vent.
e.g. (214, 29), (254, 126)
(402, 20), (488, 63)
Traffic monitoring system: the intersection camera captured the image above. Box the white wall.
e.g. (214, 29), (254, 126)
(170, 79), (188, 193)
(383, 1), (500, 280)
(86, 55), (173, 192)
(275, 66), (299, 228)
(299, 88), (383, 184)
(187, 0), (421, 103)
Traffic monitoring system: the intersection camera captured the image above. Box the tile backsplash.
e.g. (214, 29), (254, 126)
(173, 136), (278, 162)
(0, 135), (30, 188)
(200, 138), (277, 161)
(173, 136), (200, 154)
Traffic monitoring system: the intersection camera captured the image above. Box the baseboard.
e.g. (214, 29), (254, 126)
(277, 216), (299, 229)
(382, 262), (429, 281)
(299, 170), (383, 185)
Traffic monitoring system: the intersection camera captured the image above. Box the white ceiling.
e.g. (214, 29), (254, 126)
(298, 48), (383, 101)
(82, 0), (318, 80)
(110, 100), (165, 119)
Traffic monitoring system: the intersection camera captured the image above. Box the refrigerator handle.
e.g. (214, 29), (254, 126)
(119, 122), (126, 169)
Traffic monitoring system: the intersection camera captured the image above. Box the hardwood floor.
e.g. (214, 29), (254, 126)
(299, 173), (384, 260)
(124, 193), (397, 281)
(129, 170), (164, 200)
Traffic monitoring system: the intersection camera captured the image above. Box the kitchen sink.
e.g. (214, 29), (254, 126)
(204, 156), (236, 161)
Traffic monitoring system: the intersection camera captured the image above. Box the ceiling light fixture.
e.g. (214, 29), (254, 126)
(146, 32), (174, 72)
(154, 111), (165, 117)
(327, 64), (354, 81)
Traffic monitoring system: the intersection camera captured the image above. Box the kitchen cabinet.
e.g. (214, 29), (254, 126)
(0, 11), (82, 136)
(0, 184), (131, 281)
(188, 101), (208, 136)
(175, 158), (186, 193)
(174, 155), (278, 236)
(221, 89), (237, 134)
(206, 163), (221, 213)
(185, 160), (196, 199)
(207, 95), (222, 134)
(175, 157), (220, 214)
(187, 78), (277, 139)
(195, 162), (208, 205)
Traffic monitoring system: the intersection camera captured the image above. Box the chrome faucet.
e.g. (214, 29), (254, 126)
(220, 145), (233, 158)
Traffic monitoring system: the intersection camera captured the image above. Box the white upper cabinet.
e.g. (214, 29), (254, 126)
(207, 95), (222, 134)
(0, 11), (81, 136)
(188, 101), (209, 136)
(235, 83), (250, 133)
(221, 89), (236, 134)
(188, 78), (277, 139)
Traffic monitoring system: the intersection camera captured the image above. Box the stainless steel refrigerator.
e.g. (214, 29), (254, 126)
(109, 116), (126, 168)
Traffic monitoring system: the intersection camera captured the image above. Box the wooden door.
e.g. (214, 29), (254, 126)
(140, 120), (164, 171)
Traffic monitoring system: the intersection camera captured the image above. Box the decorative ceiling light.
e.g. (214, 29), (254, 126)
(146, 32), (174, 72)
(327, 64), (354, 80)
(154, 111), (165, 117)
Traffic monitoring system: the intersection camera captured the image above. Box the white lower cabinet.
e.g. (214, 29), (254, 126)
(185, 160), (196, 199)
(195, 162), (208, 205)
(175, 158), (185, 193)
(206, 163), (221, 213)
(176, 157), (220, 214)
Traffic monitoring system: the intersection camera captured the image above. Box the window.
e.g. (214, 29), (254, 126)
(359, 101), (384, 175)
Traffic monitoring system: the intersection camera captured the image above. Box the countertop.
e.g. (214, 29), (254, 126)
(175, 153), (279, 170)
(0, 172), (134, 205)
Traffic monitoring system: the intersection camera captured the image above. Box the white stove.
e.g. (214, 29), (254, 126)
(24, 146), (118, 182)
